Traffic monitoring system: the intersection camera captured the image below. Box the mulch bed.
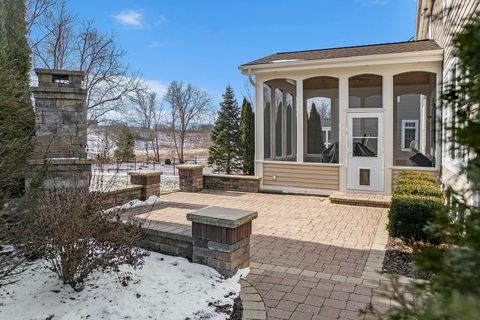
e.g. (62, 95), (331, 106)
(229, 296), (243, 320)
(382, 236), (415, 278)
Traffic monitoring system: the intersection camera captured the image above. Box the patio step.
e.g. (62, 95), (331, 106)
(329, 192), (391, 208)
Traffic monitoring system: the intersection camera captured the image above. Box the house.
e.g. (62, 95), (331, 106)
(239, 0), (479, 198)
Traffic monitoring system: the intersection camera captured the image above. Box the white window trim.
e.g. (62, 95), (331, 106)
(401, 120), (419, 152)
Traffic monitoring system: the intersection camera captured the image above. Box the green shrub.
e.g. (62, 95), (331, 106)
(388, 194), (443, 245)
(394, 180), (443, 198)
(388, 170), (443, 245)
(396, 171), (437, 184)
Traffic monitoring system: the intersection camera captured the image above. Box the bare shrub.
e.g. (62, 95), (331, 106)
(29, 187), (148, 291)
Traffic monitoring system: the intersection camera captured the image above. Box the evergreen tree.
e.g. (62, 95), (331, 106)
(0, 0), (35, 202)
(307, 103), (325, 155)
(114, 126), (135, 161)
(208, 86), (241, 174)
(239, 98), (255, 175)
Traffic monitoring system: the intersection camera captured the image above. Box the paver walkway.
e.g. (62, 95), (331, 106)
(141, 190), (391, 320)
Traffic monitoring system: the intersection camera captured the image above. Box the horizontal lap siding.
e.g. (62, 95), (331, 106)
(263, 163), (340, 190)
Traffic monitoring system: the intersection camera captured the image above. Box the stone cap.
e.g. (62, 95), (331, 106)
(35, 68), (84, 89)
(187, 206), (258, 228)
(203, 173), (261, 180)
(28, 158), (93, 165)
(128, 170), (163, 177)
(177, 164), (206, 170)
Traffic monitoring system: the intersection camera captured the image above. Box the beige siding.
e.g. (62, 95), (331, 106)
(263, 162), (340, 190)
(429, 0), (480, 66)
(391, 167), (438, 191)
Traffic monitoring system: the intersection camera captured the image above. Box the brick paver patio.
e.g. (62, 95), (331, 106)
(140, 190), (391, 320)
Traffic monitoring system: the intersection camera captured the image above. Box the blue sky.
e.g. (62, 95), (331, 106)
(68, 0), (417, 107)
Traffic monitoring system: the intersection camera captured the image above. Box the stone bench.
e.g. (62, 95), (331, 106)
(187, 206), (258, 277)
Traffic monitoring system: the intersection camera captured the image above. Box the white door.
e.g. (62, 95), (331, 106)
(347, 113), (384, 192)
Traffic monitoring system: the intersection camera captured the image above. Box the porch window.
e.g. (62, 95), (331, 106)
(263, 79), (296, 160)
(393, 71), (436, 167)
(401, 120), (419, 151)
(349, 74), (382, 108)
(275, 88), (284, 158)
(263, 84), (272, 159)
(303, 76), (339, 163)
(286, 93), (295, 157)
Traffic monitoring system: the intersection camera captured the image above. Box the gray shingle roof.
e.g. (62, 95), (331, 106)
(241, 40), (441, 67)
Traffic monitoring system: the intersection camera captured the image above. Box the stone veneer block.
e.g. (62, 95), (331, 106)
(187, 206), (257, 278)
(203, 174), (262, 193)
(178, 164), (204, 192)
(128, 171), (162, 200)
(187, 206), (258, 228)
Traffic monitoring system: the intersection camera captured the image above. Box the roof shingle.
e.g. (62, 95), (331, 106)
(241, 40), (441, 67)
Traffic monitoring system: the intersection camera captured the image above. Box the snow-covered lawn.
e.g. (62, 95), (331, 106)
(0, 252), (248, 320)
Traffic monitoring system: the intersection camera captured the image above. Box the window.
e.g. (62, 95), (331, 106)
(306, 97), (330, 155)
(263, 84), (272, 159)
(275, 88), (284, 158)
(349, 74), (383, 109)
(286, 93), (295, 157)
(401, 120), (419, 151)
(352, 117), (378, 157)
(263, 79), (296, 160)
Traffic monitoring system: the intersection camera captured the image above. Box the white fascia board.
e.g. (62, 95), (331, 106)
(240, 49), (443, 75)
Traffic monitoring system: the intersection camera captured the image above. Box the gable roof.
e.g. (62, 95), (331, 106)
(241, 40), (441, 67)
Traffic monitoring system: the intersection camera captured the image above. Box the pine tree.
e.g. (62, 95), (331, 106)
(208, 86), (241, 174)
(307, 103), (325, 155)
(240, 98), (255, 175)
(114, 126), (135, 161)
(0, 0), (35, 202)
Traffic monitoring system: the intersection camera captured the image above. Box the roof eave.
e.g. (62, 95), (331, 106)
(239, 49), (443, 74)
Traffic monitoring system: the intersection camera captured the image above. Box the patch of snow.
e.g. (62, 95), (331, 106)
(0, 252), (248, 320)
(105, 195), (162, 213)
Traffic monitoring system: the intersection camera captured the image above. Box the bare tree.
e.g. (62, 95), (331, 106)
(163, 81), (213, 163)
(28, 3), (143, 123)
(26, 0), (62, 46)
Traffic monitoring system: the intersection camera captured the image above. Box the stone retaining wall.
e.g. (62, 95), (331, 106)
(141, 226), (193, 260)
(203, 174), (261, 193)
(102, 185), (143, 207)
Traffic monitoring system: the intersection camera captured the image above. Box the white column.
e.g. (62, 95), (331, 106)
(338, 75), (348, 191)
(435, 71), (442, 169)
(295, 79), (304, 162)
(254, 78), (264, 179)
(383, 74), (394, 195)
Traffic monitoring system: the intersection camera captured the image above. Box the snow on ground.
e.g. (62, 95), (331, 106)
(0, 252), (248, 320)
(105, 195), (162, 214)
(90, 171), (180, 193)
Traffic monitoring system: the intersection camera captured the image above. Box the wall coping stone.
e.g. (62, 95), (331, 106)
(35, 68), (85, 76)
(178, 164), (206, 170)
(187, 206), (258, 228)
(128, 170), (163, 177)
(101, 185), (143, 195)
(28, 158), (93, 165)
(203, 173), (261, 181)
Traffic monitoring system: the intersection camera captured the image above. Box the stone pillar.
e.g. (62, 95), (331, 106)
(187, 206), (258, 278)
(31, 69), (88, 159)
(178, 164), (204, 192)
(129, 171), (162, 200)
(28, 69), (92, 191)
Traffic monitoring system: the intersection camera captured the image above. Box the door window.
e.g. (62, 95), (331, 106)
(352, 117), (378, 157)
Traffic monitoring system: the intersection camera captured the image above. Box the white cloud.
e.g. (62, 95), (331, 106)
(148, 41), (166, 48)
(113, 10), (144, 28)
(145, 80), (168, 98)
